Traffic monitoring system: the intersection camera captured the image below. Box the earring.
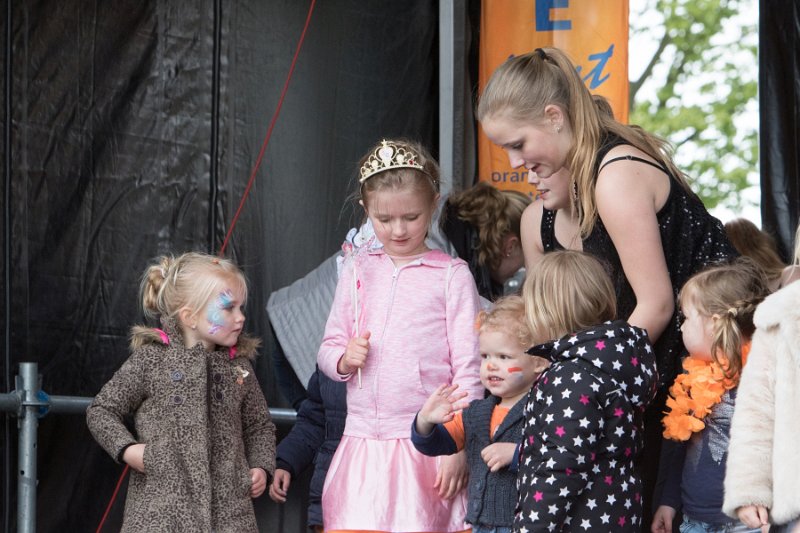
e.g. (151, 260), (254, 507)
(191, 323), (197, 330)
(554, 124), (561, 134)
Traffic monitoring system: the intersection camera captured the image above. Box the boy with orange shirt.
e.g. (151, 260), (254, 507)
(412, 295), (548, 533)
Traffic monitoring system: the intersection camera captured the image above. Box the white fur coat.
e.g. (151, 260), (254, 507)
(723, 281), (800, 525)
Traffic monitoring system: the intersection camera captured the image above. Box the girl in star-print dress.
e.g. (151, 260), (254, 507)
(515, 251), (658, 532)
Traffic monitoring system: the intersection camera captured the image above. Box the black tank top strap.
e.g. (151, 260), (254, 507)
(540, 207), (565, 252)
(598, 154), (668, 175)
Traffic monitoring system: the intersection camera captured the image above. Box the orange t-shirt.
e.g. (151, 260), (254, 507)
(443, 404), (511, 450)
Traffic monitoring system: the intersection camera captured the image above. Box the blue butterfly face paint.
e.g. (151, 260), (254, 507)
(192, 285), (245, 351)
(207, 289), (234, 335)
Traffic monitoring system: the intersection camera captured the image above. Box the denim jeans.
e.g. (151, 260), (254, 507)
(472, 526), (512, 533)
(679, 514), (762, 533)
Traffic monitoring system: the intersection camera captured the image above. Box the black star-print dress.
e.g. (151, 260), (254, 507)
(514, 320), (659, 532)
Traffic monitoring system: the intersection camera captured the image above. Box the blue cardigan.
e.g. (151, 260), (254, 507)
(275, 367), (346, 527)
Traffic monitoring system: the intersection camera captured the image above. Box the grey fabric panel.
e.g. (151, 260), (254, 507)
(267, 254), (339, 388)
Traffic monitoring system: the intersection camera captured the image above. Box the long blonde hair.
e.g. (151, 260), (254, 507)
(678, 258), (769, 379)
(446, 183), (531, 271)
(477, 47), (691, 237)
(522, 250), (616, 341)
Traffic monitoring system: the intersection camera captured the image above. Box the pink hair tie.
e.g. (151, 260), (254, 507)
(228, 346), (237, 360)
(154, 328), (170, 345)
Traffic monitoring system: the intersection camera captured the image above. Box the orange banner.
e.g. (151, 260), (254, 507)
(478, 0), (629, 196)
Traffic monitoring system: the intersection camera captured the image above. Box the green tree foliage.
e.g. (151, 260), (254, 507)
(629, 0), (758, 210)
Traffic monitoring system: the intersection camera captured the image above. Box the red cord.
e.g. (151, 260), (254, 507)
(218, 0), (317, 256)
(96, 2), (316, 529)
(96, 464), (129, 533)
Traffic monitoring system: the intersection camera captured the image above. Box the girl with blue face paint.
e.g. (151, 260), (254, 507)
(87, 252), (275, 532)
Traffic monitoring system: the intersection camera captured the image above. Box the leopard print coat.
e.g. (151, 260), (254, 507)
(86, 318), (276, 532)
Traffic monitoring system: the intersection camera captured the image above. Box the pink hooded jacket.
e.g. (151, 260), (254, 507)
(318, 249), (482, 440)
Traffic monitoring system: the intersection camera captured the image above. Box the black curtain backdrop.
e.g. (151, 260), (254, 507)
(759, 0), (800, 259)
(0, 1), (437, 531)
(2, 1), (798, 532)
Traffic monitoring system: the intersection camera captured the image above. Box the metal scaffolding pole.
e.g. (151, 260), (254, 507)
(0, 361), (297, 531)
(16, 363), (38, 533)
(439, 0), (469, 194)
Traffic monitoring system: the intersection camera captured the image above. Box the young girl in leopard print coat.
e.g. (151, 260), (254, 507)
(87, 252), (275, 533)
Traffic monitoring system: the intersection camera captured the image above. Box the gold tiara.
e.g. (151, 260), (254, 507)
(359, 140), (425, 183)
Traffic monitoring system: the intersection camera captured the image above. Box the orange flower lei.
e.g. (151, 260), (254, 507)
(662, 343), (750, 441)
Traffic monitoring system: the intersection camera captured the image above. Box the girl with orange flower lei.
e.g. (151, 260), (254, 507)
(651, 258), (769, 533)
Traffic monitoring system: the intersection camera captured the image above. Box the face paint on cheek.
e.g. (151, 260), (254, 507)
(507, 367), (525, 379)
(206, 289), (234, 334)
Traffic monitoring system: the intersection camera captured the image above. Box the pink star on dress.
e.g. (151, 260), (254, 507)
(618, 516), (627, 526)
(604, 475), (613, 485)
(579, 394), (590, 405)
(595, 340), (606, 350)
(630, 356), (639, 366)
(533, 491), (544, 502)
(614, 407), (624, 417)
(555, 426), (566, 437)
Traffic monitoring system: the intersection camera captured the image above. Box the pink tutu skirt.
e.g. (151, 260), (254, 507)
(322, 435), (469, 532)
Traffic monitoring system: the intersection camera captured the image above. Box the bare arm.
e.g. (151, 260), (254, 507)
(520, 201), (545, 270)
(595, 154), (674, 342)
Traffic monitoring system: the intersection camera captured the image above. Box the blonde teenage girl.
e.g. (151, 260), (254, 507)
(652, 258), (769, 533)
(476, 47), (737, 520)
(87, 252), (275, 532)
(516, 250), (658, 531)
(317, 139), (483, 533)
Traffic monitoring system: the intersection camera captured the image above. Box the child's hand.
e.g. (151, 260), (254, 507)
(480, 442), (517, 472)
(249, 468), (267, 498)
(122, 443), (146, 473)
(337, 331), (371, 375)
(736, 505), (769, 529)
(650, 505), (676, 533)
(434, 450), (467, 499)
(268, 468), (291, 503)
(416, 384), (469, 435)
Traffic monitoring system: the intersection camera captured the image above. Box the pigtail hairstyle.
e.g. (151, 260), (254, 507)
(522, 250), (616, 341)
(477, 47), (692, 238)
(679, 257), (770, 380)
(445, 183), (531, 271)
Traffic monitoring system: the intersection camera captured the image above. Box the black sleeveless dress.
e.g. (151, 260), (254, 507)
(541, 135), (738, 529)
(540, 135), (737, 392)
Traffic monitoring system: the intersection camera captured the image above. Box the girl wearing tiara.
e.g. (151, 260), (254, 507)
(317, 139), (483, 532)
(652, 258), (769, 533)
(87, 252), (275, 532)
